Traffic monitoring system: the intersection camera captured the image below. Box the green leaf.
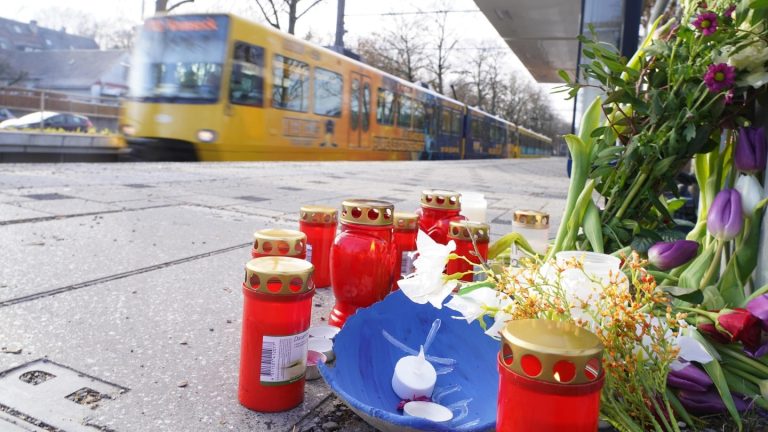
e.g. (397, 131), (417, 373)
(694, 334), (744, 429)
(678, 243), (715, 289)
(583, 200), (604, 253)
(557, 69), (570, 83)
(666, 389), (696, 430)
(717, 213), (764, 306)
(457, 281), (497, 296)
(488, 232), (535, 260)
(684, 123), (696, 142)
(662, 285), (704, 304)
(750, 0), (768, 8)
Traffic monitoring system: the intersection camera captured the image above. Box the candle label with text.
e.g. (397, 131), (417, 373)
(260, 331), (309, 384)
(306, 244), (313, 263)
(401, 251), (416, 276)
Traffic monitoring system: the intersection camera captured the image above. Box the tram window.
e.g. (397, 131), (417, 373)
(362, 83), (371, 131)
(376, 88), (394, 125)
(314, 68), (342, 117)
(412, 102), (425, 131)
(272, 54), (309, 112)
(440, 108), (451, 134)
(397, 96), (412, 128)
(350, 78), (360, 130)
(471, 118), (481, 138)
(230, 42), (264, 107)
(451, 111), (462, 135)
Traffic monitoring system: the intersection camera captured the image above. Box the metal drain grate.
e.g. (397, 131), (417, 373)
(24, 194), (71, 201)
(18, 371), (56, 386)
(0, 359), (128, 432)
(65, 388), (108, 409)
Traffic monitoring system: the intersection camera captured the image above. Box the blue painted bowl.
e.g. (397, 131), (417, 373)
(319, 290), (499, 432)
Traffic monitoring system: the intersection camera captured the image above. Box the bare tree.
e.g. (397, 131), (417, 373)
(155, 0), (196, 13)
(0, 57), (27, 88)
(356, 17), (427, 83)
(425, 10), (457, 95)
(252, 0), (326, 35)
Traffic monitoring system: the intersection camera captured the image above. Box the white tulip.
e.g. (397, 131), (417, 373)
(735, 174), (766, 215)
(445, 287), (513, 324)
(397, 230), (458, 308)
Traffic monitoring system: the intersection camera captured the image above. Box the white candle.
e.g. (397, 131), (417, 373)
(459, 191), (487, 223)
(391, 346), (436, 400)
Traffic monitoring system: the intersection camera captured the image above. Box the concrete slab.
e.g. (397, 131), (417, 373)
(0, 205), (270, 302)
(0, 249), (335, 432)
(0, 157), (571, 431)
(0, 204), (49, 223)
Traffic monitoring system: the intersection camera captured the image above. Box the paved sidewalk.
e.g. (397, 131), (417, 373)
(0, 158), (569, 432)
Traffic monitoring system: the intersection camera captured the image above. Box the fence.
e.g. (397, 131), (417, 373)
(0, 87), (120, 118)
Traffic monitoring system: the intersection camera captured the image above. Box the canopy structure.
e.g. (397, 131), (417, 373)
(473, 0), (641, 84)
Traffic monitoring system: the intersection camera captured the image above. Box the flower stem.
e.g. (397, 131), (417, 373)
(614, 170), (649, 221)
(699, 240), (723, 288)
(719, 346), (768, 378)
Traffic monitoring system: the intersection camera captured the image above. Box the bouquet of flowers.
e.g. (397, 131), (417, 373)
(399, 0), (768, 430)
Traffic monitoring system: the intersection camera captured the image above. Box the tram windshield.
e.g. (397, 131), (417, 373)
(128, 15), (229, 103)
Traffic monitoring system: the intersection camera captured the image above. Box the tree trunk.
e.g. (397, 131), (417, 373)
(288, 0), (298, 34)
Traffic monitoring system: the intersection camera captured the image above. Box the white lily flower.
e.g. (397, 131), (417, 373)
(445, 287), (513, 324)
(735, 174), (765, 215)
(397, 230), (457, 308)
(741, 71), (768, 89)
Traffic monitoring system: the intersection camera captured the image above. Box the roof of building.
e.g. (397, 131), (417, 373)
(0, 49), (128, 89)
(0, 16), (98, 51)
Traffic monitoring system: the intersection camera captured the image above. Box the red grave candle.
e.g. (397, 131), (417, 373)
(446, 220), (490, 282)
(497, 319), (605, 432)
(299, 205), (338, 288)
(329, 199), (395, 328)
(416, 189), (465, 244)
(392, 212), (419, 291)
(251, 228), (306, 260)
(238, 257), (315, 412)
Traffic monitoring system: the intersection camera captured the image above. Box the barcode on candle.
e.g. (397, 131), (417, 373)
(401, 251), (416, 275)
(306, 244), (313, 263)
(260, 331), (309, 384)
(260, 342), (275, 376)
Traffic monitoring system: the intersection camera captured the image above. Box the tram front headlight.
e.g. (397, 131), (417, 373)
(197, 129), (217, 143)
(121, 125), (135, 136)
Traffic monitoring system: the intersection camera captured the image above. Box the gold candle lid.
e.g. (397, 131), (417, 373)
(253, 229), (306, 256)
(448, 220), (490, 242)
(513, 210), (549, 229)
(394, 212), (418, 231)
(244, 256), (314, 295)
(300, 205), (338, 225)
(340, 199), (394, 226)
(420, 189), (461, 210)
(500, 319), (603, 385)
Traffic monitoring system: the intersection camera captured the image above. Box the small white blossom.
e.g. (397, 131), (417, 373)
(445, 287), (513, 324)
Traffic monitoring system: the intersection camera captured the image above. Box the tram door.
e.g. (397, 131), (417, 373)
(348, 72), (372, 149)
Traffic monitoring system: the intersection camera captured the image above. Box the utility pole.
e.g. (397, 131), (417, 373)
(334, 0), (345, 53)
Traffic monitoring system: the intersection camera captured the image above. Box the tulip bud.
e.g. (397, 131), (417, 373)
(716, 308), (762, 350)
(677, 389), (748, 415)
(734, 174), (765, 215)
(667, 363), (713, 392)
(735, 126), (767, 173)
(707, 189), (744, 240)
(647, 240), (699, 270)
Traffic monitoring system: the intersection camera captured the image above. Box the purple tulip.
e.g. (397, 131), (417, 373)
(677, 389), (749, 415)
(707, 189), (744, 241)
(667, 363), (713, 392)
(735, 126), (767, 173)
(648, 240), (699, 270)
(746, 294), (768, 332)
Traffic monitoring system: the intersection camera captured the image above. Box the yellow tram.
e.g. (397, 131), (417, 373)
(119, 13), (552, 161)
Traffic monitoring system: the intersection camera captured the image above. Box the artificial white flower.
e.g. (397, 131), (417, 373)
(735, 174), (766, 215)
(445, 287), (513, 324)
(397, 230), (457, 308)
(485, 311), (512, 338)
(677, 334), (715, 364)
(741, 70), (768, 89)
(726, 43), (768, 72)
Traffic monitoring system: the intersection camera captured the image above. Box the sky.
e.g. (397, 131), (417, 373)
(0, 0), (573, 120)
